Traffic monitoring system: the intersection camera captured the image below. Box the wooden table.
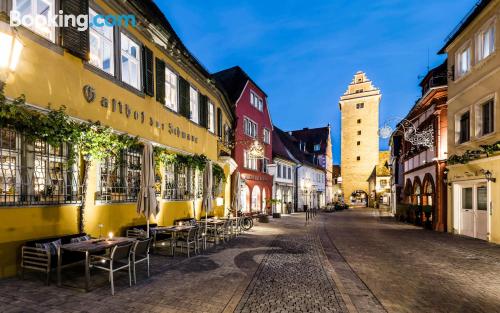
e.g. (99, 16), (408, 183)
(57, 237), (136, 291)
(154, 225), (195, 256)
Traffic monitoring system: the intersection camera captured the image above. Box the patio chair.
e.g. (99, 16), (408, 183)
(176, 227), (197, 257)
(221, 220), (232, 243)
(131, 238), (152, 284)
(195, 226), (207, 253)
(90, 243), (133, 295)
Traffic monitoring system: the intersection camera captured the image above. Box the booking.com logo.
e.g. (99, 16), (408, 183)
(10, 10), (136, 31)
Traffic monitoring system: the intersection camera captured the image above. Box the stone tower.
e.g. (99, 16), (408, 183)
(339, 71), (381, 206)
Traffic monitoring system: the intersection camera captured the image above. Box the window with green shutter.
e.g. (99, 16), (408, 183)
(178, 77), (190, 119)
(199, 94), (208, 128)
(61, 0), (89, 60)
(155, 58), (166, 104)
(142, 45), (154, 96)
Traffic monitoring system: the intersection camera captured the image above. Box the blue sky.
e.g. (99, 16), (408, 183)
(157, 0), (477, 163)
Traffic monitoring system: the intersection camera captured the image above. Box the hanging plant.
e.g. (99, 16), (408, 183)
(212, 163), (226, 183)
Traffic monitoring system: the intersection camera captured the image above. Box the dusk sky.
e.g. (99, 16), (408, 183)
(157, 0), (477, 163)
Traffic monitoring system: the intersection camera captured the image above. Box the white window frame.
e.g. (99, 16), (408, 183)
(89, 8), (114, 75)
(474, 94), (496, 138)
(190, 86), (199, 124)
(244, 150), (257, 171)
(456, 41), (471, 78)
(263, 128), (270, 144)
(120, 33), (141, 89)
(250, 91), (263, 111)
(243, 117), (257, 138)
(12, 0), (55, 42)
(476, 17), (496, 63)
(208, 101), (215, 133)
(455, 106), (472, 144)
(165, 66), (178, 111)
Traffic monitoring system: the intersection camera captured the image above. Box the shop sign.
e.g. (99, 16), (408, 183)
(83, 84), (198, 144)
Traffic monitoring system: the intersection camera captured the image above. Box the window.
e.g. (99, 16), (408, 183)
(12, 0), (55, 41)
(356, 103), (364, 109)
(244, 118), (257, 138)
(314, 144), (321, 151)
(480, 99), (494, 136)
(262, 159), (269, 173)
(459, 111), (470, 143)
(477, 22), (495, 62)
(120, 33), (140, 89)
(165, 67), (178, 111)
(357, 156), (361, 161)
(244, 150), (258, 170)
(208, 101), (215, 133)
(357, 130), (361, 135)
(277, 164), (282, 178)
(288, 167), (292, 179)
(357, 141), (361, 146)
(456, 44), (471, 77)
(380, 179), (387, 187)
(263, 128), (270, 144)
(97, 148), (142, 203)
(163, 163), (197, 200)
(89, 8), (114, 75)
(0, 128), (80, 206)
(189, 87), (199, 123)
(250, 91), (263, 111)
(357, 119), (361, 124)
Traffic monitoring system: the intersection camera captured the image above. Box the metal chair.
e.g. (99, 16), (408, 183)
(176, 227), (197, 257)
(131, 238), (152, 284)
(90, 243), (133, 295)
(195, 225), (207, 253)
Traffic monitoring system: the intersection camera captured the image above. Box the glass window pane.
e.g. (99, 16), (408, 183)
(462, 187), (473, 210)
(477, 186), (487, 211)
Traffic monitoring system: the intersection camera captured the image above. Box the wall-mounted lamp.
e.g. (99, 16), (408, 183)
(443, 168), (449, 185)
(0, 21), (23, 91)
(481, 169), (496, 183)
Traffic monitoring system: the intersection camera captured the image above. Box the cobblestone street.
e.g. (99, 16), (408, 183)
(1, 210), (500, 313)
(321, 208), (500, 313)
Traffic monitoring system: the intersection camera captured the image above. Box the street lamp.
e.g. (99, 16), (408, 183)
(0, 21), (23, 91)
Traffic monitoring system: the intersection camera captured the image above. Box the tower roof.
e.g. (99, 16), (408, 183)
(339, 71), (382, 108)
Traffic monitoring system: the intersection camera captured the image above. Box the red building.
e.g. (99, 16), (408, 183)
(213, 66), (273, 214)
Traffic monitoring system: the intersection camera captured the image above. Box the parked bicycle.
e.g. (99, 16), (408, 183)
(237, 211), (257, 231)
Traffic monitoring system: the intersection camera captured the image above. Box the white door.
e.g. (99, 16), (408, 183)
(460, 186), (474, 237)
(459, 183), (489, 240)
(476, 184), (488, 240)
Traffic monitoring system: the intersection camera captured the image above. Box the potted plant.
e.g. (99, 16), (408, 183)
(423, 205), (433, 229)
(270, 199), (281, 218)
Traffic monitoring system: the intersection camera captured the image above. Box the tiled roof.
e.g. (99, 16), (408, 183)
(290, 126), (330, 155)
(274, 127), (324, 170)
(272, 129), (295, 163)
(212, 66), (267, 104)
(438, 0), (492, 54)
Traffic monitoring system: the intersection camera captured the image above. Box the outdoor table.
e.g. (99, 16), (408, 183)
(57, 237), (136, 291)
(154, 225), (195, 256)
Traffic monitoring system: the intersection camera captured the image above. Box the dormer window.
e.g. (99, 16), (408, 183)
(314, 144), (320, 151)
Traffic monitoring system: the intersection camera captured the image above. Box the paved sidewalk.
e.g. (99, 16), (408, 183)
(0, 214), (349, 313)
(322, 208), (500, 313)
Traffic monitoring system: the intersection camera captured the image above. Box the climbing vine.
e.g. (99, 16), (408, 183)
(447, 142), (500, 165)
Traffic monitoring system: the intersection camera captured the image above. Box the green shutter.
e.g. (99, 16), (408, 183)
(155, 58), (165, 104)
(199, 94), (208, 128)
(217, 108), (223, 137)
(142, 45), (154, 97)
(61, 0), (89, 60)
(178, 77), (190, 119)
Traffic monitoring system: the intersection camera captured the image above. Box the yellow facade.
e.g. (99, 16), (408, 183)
(339, 71), (381, 205)
(0, 0), (234, 277)
(443, 1), (500, 243)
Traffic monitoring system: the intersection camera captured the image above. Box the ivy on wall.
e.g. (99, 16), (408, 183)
(447, 142), (500, 165)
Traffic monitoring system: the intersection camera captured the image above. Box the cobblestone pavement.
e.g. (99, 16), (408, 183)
(0, 214), (350, 313)
(234, 233), (347, 313)
(321, 208), (500, 313)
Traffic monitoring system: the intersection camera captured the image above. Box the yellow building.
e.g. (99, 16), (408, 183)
(439, 0), (500, 243)
(339, 71), (382, 206)
(0, 0), (235, 277)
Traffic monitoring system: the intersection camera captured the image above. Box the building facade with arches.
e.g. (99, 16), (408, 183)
(391, 61), (448, 231)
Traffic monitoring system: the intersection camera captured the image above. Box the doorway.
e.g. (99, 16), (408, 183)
(456, 182), (488, 240)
